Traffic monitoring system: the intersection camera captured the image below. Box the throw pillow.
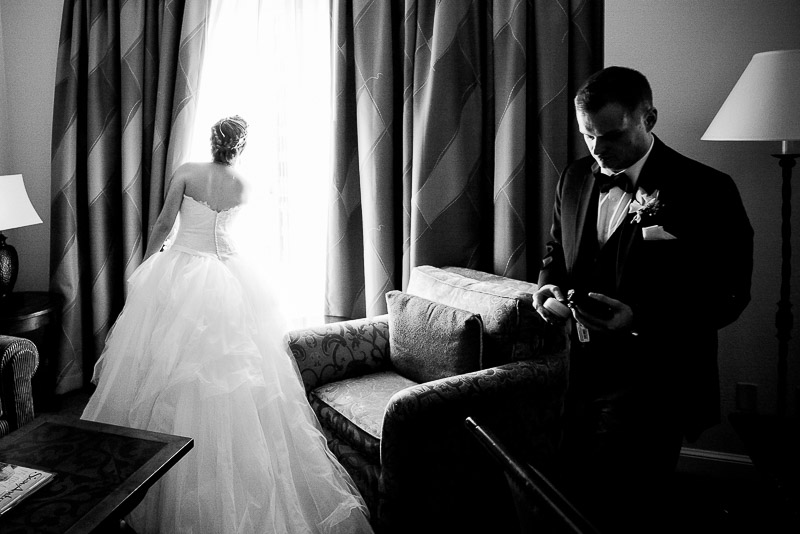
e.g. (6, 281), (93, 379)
(385, 290), (483, 383)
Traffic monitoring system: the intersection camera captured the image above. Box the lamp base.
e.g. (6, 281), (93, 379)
(0, 232), (19, 298)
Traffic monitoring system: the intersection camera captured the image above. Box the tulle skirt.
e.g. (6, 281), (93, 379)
(81, 247), (372, 534)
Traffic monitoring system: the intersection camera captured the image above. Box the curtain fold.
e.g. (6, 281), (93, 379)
(49, 0), (208, 393)
(327, 0), (603, 320)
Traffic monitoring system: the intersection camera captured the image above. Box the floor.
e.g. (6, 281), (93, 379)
(667, 470), (793, 533)
(39, 389), (796, 534)
(41, 387), (91, 421)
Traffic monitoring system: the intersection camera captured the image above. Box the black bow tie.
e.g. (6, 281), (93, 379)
(597, 172), (634, 194)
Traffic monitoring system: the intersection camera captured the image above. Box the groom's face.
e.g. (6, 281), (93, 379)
(577, 102), (656, 174)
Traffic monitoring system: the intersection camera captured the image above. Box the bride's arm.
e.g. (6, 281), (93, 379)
(144, 169), (187, 260)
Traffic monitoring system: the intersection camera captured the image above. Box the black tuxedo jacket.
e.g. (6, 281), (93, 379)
(539, 136), (753, 440)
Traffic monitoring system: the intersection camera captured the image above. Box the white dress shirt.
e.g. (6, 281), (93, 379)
(596, 136), (655, 245)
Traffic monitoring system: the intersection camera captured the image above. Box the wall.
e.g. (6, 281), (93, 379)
(605, 0), (800, 454)
(1, 1), (798, 456)
(0, 8), (12, 170)
(0, 0), (62, 292)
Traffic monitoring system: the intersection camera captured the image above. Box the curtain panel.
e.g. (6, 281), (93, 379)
(50, 0), (208, 393)
(327, 0), (603, 320)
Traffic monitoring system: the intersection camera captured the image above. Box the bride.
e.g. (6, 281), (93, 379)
(81, 116), (372, 534)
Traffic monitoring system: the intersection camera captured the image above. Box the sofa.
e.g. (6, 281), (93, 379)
(284, 266), (570, 532)
(0, 335), (39, 437)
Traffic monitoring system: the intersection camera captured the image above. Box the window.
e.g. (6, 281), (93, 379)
(190, 0), (330, 328)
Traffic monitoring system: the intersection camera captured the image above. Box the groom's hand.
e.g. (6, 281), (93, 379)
(533, 284), (569, 324)
(571, 292), (634, 333)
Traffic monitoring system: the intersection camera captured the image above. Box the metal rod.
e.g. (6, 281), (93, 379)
(464, 416), (600, 534)
(773, 153), (796, 417)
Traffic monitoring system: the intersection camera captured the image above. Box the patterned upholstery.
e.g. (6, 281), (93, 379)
(378, 358), (567, 531)
(385, 291), (483, 381)
(320, 426), (382, 512)
(407, 265), (566, 367)
(311, 371), (418, 462)
(0, 336), (39, 437)
(285, 315), (390, 394)
(285, 266), (570, 532)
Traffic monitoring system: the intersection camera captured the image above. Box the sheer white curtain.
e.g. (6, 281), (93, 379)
(190, 0), (330, 328)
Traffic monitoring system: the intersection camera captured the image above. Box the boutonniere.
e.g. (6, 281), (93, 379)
(629, 189), (663, 224)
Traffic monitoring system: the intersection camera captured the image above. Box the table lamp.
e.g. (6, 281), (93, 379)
(0, 174), (43, 298)
(702, 49), (800, 417)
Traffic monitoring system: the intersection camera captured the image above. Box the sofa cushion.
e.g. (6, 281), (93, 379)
(385, 290), (483, 382)
(310, 370), (418, 461)
(407, 265), (542, 367)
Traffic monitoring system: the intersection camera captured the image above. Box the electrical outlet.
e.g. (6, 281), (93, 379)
(735, 382), (758, 413)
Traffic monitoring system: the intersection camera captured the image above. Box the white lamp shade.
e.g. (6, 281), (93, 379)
(0, 174), (43, 231)
(702, 49), (800, 142)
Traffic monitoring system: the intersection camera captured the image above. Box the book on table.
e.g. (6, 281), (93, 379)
(0, 461), (56, 515)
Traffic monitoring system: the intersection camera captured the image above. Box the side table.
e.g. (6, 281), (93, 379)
(0, 415), (194, 533)
(0, 292), (62, 413)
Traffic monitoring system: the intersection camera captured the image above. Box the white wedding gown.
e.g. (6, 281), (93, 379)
(81, 195), (372, 534)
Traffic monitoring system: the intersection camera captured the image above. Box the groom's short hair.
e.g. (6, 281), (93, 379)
(575, 66), (653, 115)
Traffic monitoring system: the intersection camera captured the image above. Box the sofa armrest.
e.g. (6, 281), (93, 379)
(381, 356), (568, 462)
(284, 315), (390, 393)
(377, 356), (568, 530)
(0, 335), (40, 437)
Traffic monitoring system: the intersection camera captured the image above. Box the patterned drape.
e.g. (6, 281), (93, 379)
(327, 0), (603, 320)
(49, 0), (208, 393)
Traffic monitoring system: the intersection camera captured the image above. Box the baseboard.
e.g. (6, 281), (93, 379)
(677, 446), (758, 482)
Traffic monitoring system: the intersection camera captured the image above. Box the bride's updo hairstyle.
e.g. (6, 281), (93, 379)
(211, 115), (248, 165)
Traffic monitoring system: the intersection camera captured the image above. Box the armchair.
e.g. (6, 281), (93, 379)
(285, 266), (569, 532)
(0, 335), (39, 437)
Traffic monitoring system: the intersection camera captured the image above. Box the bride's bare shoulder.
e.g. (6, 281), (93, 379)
(173, 162), (218, 189)
(176, 161), (214, 174)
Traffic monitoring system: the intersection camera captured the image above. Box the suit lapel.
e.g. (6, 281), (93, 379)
(569, 163), (600, 271)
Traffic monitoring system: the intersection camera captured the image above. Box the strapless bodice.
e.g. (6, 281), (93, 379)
(171, 195), (241, 258)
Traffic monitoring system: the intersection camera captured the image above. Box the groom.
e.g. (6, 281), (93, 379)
(533, 66), (753, 532)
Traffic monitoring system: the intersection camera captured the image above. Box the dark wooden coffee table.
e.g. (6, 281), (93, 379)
(0, 415), (193, 533)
